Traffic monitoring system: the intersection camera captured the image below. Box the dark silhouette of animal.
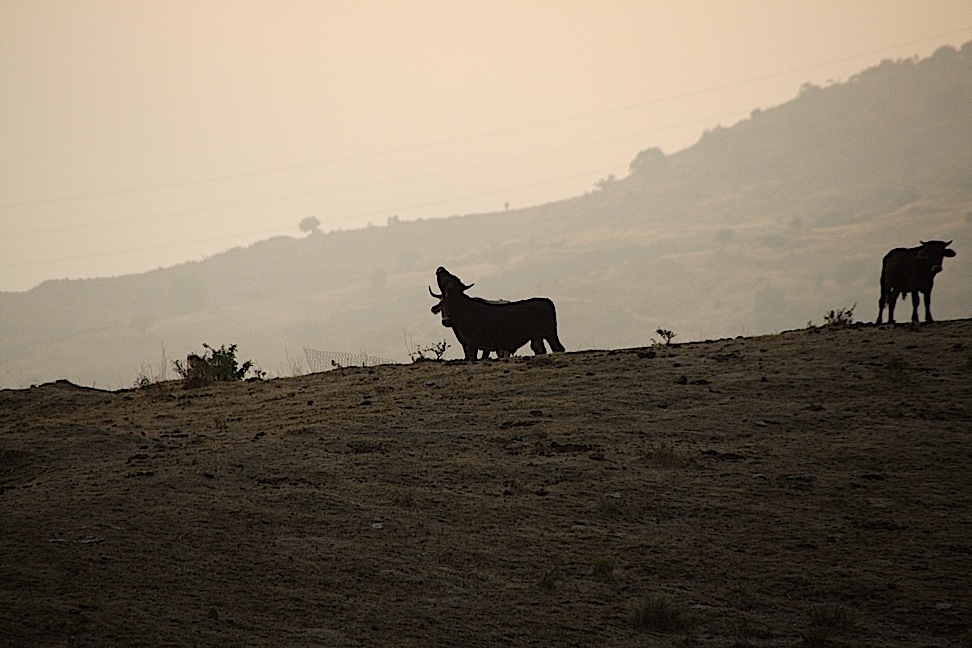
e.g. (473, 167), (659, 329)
(429, 267), (565, 360)
(432, 294), (512, 359)
(877, 240), (955, 324)
(430, 269), (510, 359)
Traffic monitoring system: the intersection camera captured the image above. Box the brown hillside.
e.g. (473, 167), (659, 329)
(2, 320), (971, 647)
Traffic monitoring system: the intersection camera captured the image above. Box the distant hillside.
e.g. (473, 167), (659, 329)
(2, 43), (971, 388)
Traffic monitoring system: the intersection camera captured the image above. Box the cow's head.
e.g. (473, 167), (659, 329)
(917, 240), (956, 274)
(430, 267), (473, 328)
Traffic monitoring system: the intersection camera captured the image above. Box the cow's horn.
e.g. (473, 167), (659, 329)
(920, 240), (927, 245)
(945, 240), (953, 246)
(462, 282), (475, 291)
(429, 286), (442, 298)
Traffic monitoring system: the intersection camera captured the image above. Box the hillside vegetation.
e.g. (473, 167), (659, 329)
(2, 319), (970, 646)
(2, 43), (971, 388)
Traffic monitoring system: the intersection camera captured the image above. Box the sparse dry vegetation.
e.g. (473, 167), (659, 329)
(654, 328), (678, 345)
(409, 340), (450, 362)
(823, 303), (856, 327)
(2, 316), (971, 647)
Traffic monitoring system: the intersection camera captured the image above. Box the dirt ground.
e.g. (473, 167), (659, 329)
(2, 320), (971, 647)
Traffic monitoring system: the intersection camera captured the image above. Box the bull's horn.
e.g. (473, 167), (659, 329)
(462, 282), (475, 291)
(945, 240), (953, 246)
(429, 286), (442, 298)
(920, 240), (927, 245)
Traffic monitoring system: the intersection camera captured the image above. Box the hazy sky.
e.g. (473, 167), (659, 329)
(2, 1), (971, 292)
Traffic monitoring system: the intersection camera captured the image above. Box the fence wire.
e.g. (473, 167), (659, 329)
(303, 347), (398, 373)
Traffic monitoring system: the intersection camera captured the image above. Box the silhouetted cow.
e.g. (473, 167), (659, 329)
(429, 267), (565, 360)
(876, 240), (955, 324)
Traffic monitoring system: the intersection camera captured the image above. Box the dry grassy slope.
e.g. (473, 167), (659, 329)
(2, 320), (971, 647)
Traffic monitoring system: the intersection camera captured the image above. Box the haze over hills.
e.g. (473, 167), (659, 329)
(2, 43), (971, 389)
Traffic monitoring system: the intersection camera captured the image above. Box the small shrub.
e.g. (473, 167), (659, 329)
(629, 593), (695, 634)
(822, 303), (856, 327)
(410, 340), (450, 362)
(654, 328), (677, 345)
(173, 343), (256, 389)
(133, 368), (155, 390)
(134, 344), (170, 389)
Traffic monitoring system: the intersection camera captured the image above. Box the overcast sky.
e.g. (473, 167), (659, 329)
(2, 1), (971, 292)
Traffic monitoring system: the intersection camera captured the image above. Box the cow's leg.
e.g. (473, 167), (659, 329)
(530, 338), (547, 355)
(886, 289), (899, 324)
(910, 291), (921, 323)
(462, 343), (479, 361)
(923, 289), (934, 322)
(877, 292), (887, 324)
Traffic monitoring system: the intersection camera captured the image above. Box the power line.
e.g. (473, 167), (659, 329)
(0, 163), (622, 269)
(4, 108), (743, 238)
(2, 26), (968, 210)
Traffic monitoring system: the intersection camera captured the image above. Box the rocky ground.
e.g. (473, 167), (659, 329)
(2, 319), (971, 647)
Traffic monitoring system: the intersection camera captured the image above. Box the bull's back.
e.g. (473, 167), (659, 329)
(881, 247), (923, 292)
(478, 298), (557, 340)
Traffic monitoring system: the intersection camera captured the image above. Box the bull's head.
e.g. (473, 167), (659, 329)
(917, 240), (956, 274)
(431, 267), (474, 328)
(436, 266), (473, 293)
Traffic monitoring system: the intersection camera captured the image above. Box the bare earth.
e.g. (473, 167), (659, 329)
(2, 320), (971, 647)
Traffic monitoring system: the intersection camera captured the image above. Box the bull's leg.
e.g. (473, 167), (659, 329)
(886, 289), (899, 324)
(877, 292), (886, 324)
(910, 291), (921, 323)
(923, 290), (934, 322)
(530, 338), (547, 355)
(462, 343), (479, 361)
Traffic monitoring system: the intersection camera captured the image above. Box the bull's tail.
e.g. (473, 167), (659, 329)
(546, 301), (566, 353)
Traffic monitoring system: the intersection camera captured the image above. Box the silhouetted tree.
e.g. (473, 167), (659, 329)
(628, 147), (668, 177)
(299, 216), (322, 236)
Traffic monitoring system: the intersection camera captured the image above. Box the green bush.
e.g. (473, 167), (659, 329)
(173, 343), (256, 388)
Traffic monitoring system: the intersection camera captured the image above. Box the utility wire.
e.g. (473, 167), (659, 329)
(2, 25), (969, 210)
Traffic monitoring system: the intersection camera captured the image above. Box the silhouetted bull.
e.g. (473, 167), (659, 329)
(429, 267), (565, 360)
(430, 269), (510, 359)
(877, 240), (955, 324)
(432, 294), (512, 359)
